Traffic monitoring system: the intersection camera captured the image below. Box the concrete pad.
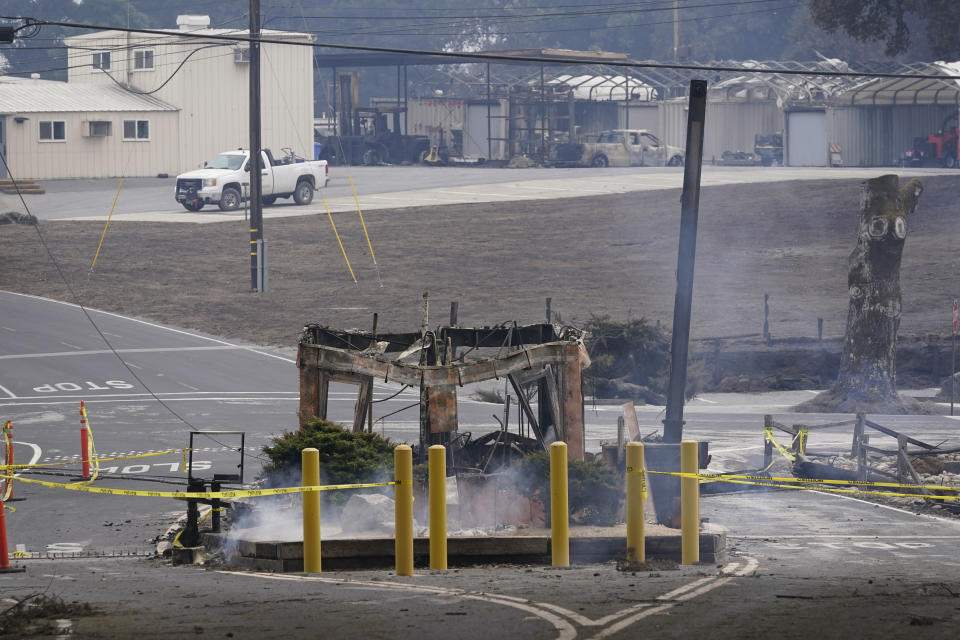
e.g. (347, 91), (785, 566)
(202, 523), (727, 571)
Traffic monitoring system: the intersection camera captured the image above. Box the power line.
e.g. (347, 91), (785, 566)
(6, 16), (956, 81)
(297, 3), (802, 39)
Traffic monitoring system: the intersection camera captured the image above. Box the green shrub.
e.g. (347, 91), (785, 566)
(261, 418), (395, 502)
(513, 452), (623, 526)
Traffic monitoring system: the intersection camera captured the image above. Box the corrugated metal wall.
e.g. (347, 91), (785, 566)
(660, 100), (783, 161)
(5, 111), (180, 179)
(830, 105), (958, 166)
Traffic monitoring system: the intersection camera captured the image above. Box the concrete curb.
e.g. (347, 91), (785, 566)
(201, 524), (727, 572)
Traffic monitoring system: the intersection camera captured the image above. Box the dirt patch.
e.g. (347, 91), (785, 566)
(2, 175), (958, 355)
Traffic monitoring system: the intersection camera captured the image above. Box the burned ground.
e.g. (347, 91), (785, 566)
(2, 175), (959, 380)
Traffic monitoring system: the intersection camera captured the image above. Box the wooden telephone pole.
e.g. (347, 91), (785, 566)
(249, 0), (265, 291)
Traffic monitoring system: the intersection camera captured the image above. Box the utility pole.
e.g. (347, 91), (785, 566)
(249, 0), (264, 291)
(663, 79), (708, 444)
(673, 0), (680, 63)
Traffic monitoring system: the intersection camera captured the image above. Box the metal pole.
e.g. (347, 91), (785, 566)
(625, 442), (645, 565)
(952, 332), (956, 416)
(624, 75), (629, 129)
(539, 65), (545, 161)
(394, 445), (414, 576)
(680, 440), (699, 564)
(550, 441), (569, 567)
(332, 67), (338, 135)
(249, 0), (264, 291)
(673, 0), (680, 62)
(302, 447), (321, 572)
(663, 80), (707, 443)
(428, 445), (447, 570)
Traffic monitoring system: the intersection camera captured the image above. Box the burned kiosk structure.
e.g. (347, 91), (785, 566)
(297, 323), (590, 466)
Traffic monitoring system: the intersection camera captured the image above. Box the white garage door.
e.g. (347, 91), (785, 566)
(787, 111), (827, 166)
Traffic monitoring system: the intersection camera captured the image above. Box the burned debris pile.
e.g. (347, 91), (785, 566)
(582, 315), (705, 404)
(760, 414), (960, 513)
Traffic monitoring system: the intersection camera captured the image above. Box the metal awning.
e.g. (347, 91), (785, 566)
(839, 62), (960, 106)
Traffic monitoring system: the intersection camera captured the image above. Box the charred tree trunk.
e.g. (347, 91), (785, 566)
(799, 175), (922, 414)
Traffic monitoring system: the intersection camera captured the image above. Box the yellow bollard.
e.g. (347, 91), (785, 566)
(681, 440), (700, 565)
(550, 441), (569, 567)
(428, 445), (447, 570)
(625, 442), (645, 565)
(394, 445), (414, 576)
(302, 447), (322, 573)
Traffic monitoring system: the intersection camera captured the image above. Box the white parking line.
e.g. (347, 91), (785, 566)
(0, 345), (249, 360)
(228, 556), (759, 639)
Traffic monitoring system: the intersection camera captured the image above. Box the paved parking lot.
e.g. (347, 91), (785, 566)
(2, 164), (953, 223)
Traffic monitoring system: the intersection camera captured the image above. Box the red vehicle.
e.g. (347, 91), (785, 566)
(902, 111), (959, 168)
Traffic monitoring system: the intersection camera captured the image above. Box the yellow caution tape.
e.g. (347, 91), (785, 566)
(796, 428), (808, 456)
(0, 473), (397, 499)
(645, 470), (960, 500)
(625, 466), (648, 500)
(1, 449), (190, 471)
(764, 426), (796, 462)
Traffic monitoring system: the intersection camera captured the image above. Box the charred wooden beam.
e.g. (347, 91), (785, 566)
(300, 323), (570, 353)
(299, 341), (585, 389)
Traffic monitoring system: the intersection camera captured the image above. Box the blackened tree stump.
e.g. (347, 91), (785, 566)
(798, 174), (923, 414)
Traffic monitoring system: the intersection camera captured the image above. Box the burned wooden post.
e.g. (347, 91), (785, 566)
(763, 414), (774, 469)
(851, 412), (866, 459)
(800, 175), (923, 414)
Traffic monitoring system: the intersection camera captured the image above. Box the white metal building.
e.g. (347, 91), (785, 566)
(656, 60), (960, 167)
(63, 14), (314, 174)
(0, 75), (178, 179)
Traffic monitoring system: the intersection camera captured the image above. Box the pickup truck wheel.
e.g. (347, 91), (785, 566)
(590, 154), (609, 168)
(182, 200), (203, 212)
(294, 180), (314, 205)
(667, 155), (684, 167)
(218, 187), (241, 211)
(262, 195), (277, 206)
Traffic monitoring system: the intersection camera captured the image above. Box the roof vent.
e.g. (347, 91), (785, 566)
(176, 15), (211, 31)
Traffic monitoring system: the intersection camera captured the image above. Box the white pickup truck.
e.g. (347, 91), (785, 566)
(174, 148), (329, 212)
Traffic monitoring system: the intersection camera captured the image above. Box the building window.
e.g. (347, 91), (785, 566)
(39, 120), (66, 142)
(234, 48), (250, 63)
(122, 119), (150, 140)
(92, 51), (110, 70)
(86, 121), (112, 137)
(133, 49), (154, 70)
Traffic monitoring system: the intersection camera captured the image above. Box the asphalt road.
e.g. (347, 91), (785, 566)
(2, 494), (960, 638)
(2, 164), (954, 223)
(3, 292), (960, 636)
(3, 290), (960, 558)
